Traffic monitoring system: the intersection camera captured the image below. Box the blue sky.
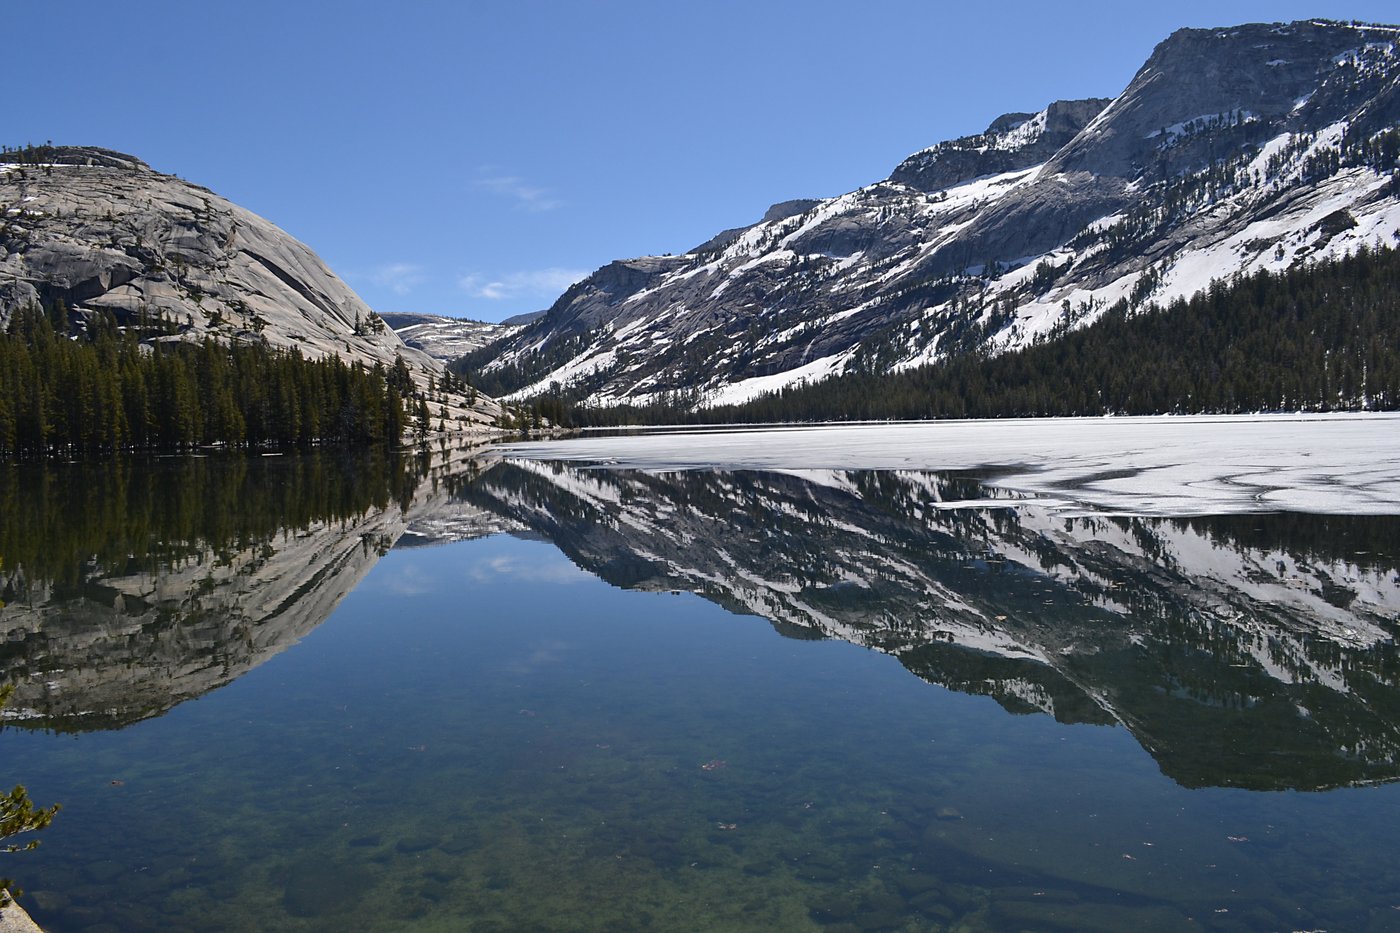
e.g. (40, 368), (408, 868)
(10, 1), (1400, 321)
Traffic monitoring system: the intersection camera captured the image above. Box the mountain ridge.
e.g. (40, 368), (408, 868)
(462, 19), (1400, 411)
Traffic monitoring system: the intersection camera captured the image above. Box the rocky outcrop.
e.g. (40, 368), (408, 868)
(688, 199), (826, 257)
(942, 21), (1400, 270)
(0, 900), (43, 933)
(471, 20), (1400, 408)
(1, 148), (404, 367)
(0, 147), (512, 430)
(890, 98), (1111, 192)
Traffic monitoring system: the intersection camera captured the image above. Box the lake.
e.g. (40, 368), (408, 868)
(3, 417), (1400, 932)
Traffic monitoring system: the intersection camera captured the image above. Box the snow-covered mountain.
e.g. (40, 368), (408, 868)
(458, 461), (1400, 791)
(473, 20), (1400, 408)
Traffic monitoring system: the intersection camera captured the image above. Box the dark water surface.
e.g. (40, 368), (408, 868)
(3, 450), (1400, 931)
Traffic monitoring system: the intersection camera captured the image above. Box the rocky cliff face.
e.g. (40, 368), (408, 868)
(471, 20), (1400, 408)
(0, 146), (511, 429)
(890, 98), (1112, 192)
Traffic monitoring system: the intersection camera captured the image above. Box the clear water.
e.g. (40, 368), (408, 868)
(4, 450), (1400, 932)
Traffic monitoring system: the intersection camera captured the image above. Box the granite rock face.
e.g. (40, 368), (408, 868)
(0, 148), (511, 429)
(2, 148), (407, 366)
(471, 20), (1400, 408)
(889, 98), (1112, 192)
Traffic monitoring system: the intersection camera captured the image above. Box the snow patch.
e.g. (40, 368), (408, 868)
(703, 352), (851, 408)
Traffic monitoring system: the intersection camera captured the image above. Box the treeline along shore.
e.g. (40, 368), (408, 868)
(0, 304), (414, 458)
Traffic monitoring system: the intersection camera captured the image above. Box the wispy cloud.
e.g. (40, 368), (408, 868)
(466, 553), (592, 585)
(370, 262), (427, 296)
(459, 267), (589, 302)
(474, 172), (562, 212)
(372, 564), (438, 596)
(502, 639), (575, 676)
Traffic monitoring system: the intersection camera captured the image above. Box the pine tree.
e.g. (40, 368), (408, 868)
(0, 686), (60, 907)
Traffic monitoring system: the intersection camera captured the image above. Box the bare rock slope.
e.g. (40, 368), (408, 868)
(0, 146), (511, 429)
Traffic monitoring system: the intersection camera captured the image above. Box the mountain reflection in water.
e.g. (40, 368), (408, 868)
(0, 445), (501, 731)
(4, 451), (1398, 794)
(456, 460), (1400, 792)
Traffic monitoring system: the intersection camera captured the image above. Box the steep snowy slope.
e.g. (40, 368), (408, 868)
(471, 20), (1400, 408)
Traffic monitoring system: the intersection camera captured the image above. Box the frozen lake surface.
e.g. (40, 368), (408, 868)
(502, 413), (1400, 515)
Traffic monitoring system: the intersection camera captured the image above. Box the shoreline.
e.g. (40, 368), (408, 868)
(0, 900), (42, 933)
(495, 411), (1400, 517)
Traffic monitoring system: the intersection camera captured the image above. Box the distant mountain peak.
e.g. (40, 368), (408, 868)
(2, 144), (150, 171)
(380, 311), (522, 362)
(889, 98), (1111, 192)
(463, 18), (1400, 411)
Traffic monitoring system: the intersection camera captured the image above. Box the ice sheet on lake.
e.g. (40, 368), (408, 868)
(498, 413), (1400, 516)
